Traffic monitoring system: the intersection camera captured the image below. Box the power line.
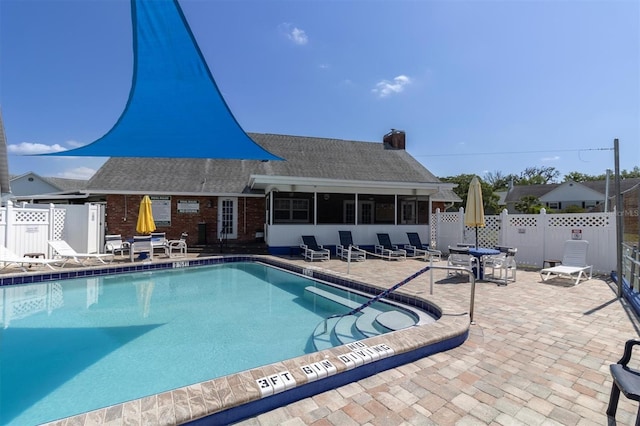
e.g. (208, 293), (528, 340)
(413, 147), (613, 158)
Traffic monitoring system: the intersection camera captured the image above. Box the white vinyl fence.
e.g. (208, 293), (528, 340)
(0, 201), (105, 260)
(433, 208), (617, 274)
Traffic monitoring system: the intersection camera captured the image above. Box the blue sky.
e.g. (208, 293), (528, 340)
(0, 0), (638, 182)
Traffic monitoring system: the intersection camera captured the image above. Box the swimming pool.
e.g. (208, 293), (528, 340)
(0, 261), (437, 425)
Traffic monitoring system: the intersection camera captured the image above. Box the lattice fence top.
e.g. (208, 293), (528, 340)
(440, 213), (460, 223)
(14, 209), (48, 224)
(547, 214), (611, 228)
(508, 215), (538, 227)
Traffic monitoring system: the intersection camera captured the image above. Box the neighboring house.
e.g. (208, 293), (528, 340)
(504, 178), (640, 213)
(86, 130), (460, 253)
(9, 172), (95, 204)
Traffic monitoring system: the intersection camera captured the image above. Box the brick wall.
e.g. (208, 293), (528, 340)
(105, 195), (265, 245)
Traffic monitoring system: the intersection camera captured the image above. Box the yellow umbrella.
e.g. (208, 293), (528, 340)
(136, 195), (156, 234)
(464, 176), (485, 248)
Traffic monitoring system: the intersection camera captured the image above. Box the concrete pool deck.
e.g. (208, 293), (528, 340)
(5, 253), (639, 425)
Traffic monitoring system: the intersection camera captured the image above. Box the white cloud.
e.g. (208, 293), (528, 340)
(372, 75), (412, 98)
(541, 156), (561, 163)
(58, 166), (96, 180)
(279, 23), (308, 45)
(8, 142), (67, 155)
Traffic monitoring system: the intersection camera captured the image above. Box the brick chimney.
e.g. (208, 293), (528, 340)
(383, 129), (406, 150)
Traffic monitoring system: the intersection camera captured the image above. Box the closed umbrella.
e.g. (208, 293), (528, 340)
(464, 176), (485, 248)
(136, 195), (156, 234)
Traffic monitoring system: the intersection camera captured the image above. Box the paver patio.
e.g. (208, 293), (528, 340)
(235, 255), (640, 426)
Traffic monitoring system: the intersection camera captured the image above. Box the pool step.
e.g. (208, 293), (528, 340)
(305, 286), (418, 351)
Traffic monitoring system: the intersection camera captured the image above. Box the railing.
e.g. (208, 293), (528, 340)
(319, 264), (477, 335)
(623, 243), (640, 292)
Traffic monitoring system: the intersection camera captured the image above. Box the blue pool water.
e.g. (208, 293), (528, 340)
(0, 262), (408, 425)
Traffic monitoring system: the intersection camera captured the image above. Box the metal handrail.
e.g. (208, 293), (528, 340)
(319, 264), (477, 334)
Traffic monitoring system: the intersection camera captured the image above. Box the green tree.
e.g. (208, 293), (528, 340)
(440, 174), (501, 214)
(519, 166), (560, 185)
(514, 195), (543, 213)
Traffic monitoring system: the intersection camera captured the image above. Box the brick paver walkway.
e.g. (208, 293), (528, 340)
(236, 257), (640, 425)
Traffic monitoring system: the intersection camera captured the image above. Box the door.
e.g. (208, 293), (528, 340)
(343, 200), (374, 224)
(218, 197), (237, 240)
(400, 200), (416, 224)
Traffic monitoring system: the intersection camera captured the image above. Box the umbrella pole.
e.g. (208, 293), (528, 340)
(475, 226), (478, 249)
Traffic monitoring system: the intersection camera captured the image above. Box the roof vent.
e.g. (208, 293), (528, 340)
(383, 129), (405, 150)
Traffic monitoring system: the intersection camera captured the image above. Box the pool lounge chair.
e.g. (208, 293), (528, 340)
(540, 240), (592, 285)
(406, 232), (442, 261)
(336, 231), (366, 262)
(48, 240), (114, 266)
(0, 246), (60, 272)
(300, 235), (330, 261)
(375, 233), (406, 261)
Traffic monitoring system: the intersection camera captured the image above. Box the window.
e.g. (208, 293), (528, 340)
(274, 198), (309, 222)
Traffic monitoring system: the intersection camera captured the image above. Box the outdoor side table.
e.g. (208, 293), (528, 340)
(23, 252), (46, 268)
(544, 259), (562, 268)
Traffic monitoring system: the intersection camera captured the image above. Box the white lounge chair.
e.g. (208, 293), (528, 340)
(0, 246), (60, 271)
(48, 240), (114, 266)
(540, 240), (593, 285)
(300, 235), (330, 261)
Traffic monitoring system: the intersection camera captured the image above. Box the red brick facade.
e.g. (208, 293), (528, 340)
(104, 195), (265, 245)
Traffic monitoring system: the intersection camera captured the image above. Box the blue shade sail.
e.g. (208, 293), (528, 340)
(45, 0), (282, 160)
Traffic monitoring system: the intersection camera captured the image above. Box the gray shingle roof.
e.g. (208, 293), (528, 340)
(86, 133), (445, 194)
(504, 178), (640, 202)
(41, 177), (88, 192)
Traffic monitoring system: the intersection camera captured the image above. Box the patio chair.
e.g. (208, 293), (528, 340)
(375, 233), (406, 261)
(104, 234), (130, 256)
(300, 235), (330, 261)
(336, 231), (366, 262)
(48, 240), (114, 266)
(483, 247), (517, 285)
(0, 246), (61, 272)
(607, 339), (640, 423)
(540, 240), (592, 285)
(150, 232), (168, 255)
(130, 235), (153, 262)
(166, 232), (188, 258)
(446, 246), (478, 276)
(405, 232), (442, 261)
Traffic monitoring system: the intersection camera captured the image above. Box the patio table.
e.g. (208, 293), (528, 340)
(468, 247), (500, 280)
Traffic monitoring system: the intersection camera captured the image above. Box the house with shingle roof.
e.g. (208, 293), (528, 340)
(9, 172), (91, 203)
(86, 130), (460, 253)
(504, 178), (640, 213)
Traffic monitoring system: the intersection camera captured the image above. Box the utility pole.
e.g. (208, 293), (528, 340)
(614, 139), (623, 297)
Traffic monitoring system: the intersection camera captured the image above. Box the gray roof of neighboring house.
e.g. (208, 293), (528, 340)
(86, 133), (449, 195)
(504, 178), (640, 203)
(41, 176), (88, 192)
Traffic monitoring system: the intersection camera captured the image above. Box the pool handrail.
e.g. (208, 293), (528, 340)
(320, 264), (477, 334)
